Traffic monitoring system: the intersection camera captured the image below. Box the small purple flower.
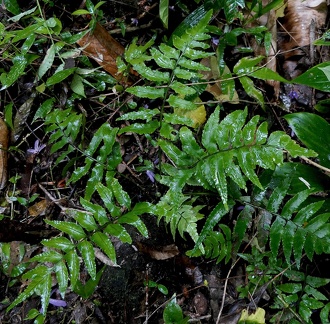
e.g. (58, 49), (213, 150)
(146, 170), (155, 183)
(49, 298), (67, 307)
(211, 37), (219, 46)
(27, 139), (46, 155)
(288, 90), (298, 100)
(131, 18), (138, 26)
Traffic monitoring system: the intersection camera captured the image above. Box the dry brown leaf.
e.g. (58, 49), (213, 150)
(28, 199), (50, 217)
(279, 0), (327, 78)
(77, 22), (130, 85)
(136, 242), (180, 260)
(0, 117), (9, 189)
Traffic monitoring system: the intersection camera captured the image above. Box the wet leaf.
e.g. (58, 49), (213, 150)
(65, 249), (79, 288)
(66, 209), (98, 231)
(159, 0), (169, 29)
(73, 267), (105, 299)
(55, 260), (69, 298)
(126, 86), (165, 99)
(45, 67), (76, 86)
(284, 112), (330, 168)
(0, 55), (27, 90)
(78, 240), (96, 280)
(41, 237), (75, 253)
(45, 220), (86, 240)
(77, 22), (129, 84)
(163, 295), (188, 324)
(91, 232), (116, 263)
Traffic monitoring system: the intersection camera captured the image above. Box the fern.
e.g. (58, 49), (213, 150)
(158, 107), (317, 210)
(152, 189), (204, 244)
(7, 182), (150, 316)
(117, 10), (213, 135)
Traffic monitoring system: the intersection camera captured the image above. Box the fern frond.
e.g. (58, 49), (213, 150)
(119, 10), (213, 132)
(153, 190), (204, 244)
(159, 107), (317, 209)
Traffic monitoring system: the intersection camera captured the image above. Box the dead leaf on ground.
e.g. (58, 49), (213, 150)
(77, 22), (131, 85)
(28, 199), (50, 217)
(279, 0), (327, 78)
(135, 242), (180, 260)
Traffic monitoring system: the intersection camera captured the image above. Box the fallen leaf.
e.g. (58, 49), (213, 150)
(136, 242), (180, 260)
(28, 199), (49, 217)
(77, 22), (131, 85)
(0, 118), (9, 189)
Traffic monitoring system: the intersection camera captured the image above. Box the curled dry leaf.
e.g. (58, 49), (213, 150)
(279, 0), (327, 78)
(0, 117), (9, 189)
(77, 22), (131, 85)
(135, 242), (180, 260)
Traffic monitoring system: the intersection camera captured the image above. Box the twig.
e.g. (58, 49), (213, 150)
(300, 156), (330, 174)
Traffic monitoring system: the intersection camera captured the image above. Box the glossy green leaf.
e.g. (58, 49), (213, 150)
(96, 183), (114, 212)
(78, 240), (96, 280)
(117, 108), (160, 122)
(291, 62), (330, 92)
(170, 81), (196, 95)
(293, 227), (306, 268)
(104, 224), (132, 243)
(269, 217), (285, 258)
(191, 201), (234, 255)
(45, 68), (76, 86)
(133, 63), (170, 82)
(238, 76), (264, 109)
(284, 112), (330, 168)
(0, 55), (27, 90)
(266, 177), (291, 213)
(306, 275), (330, 288)
(38, 43), (57, 80)
(80, 197), (109, 226)
(4, 0), (20, 15)
(223, 0), (245, 22)
(65, 249), (80, 288)
(109, 178), (131, 209)
(167, 94), (197, 110)
(293, 201), (324, 225)
(281, 189), (314, 219)
(159, 0), (169, 29)
(320, 302), (330, 323)
(150, 48), (175, 69)
(91, 232), (116, 263)
(30, 250), (64, 263)
(7, 266), (51, 312)
(118, 213), (148, 237)
(117, 120), (160, 135)
(126, 86), (165, 99)
(163, 295), (188, 324)
(33, 98), (55, 122)
(73, 267), (105, 299)
(66, 209), (98, 231)
(45, 220), (86, 240)
(71, 73), (85, 97)
(250, 67), (288, 82)
(55, 260), (69, 298)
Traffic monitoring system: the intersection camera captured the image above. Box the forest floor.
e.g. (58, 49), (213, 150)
(1, 0), (330, 323)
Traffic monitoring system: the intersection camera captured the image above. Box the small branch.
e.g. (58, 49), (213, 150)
(300, 156), (330, 174)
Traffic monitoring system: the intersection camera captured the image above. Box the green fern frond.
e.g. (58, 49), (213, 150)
(159, 107), (317, 209)
(153, 190), (204, 244)
(69, 123), (121, 199)
(118, 10), (213, 132)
